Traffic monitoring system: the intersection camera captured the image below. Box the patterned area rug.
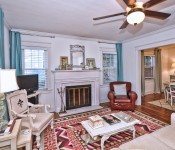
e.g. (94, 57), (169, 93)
(148, 99), (175, 111)
(43, 108), (167, 150)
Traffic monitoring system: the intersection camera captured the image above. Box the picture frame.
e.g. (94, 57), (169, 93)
(60, 56), (68, 66)
(86, 58), (96, 69)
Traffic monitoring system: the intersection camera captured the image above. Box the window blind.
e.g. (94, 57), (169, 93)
(103, 53), (117, 84)
(22, 48), (48, 89)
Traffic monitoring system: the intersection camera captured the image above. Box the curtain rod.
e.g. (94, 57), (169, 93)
(20, 33), (55, 38)
(98, 41), (117, 44)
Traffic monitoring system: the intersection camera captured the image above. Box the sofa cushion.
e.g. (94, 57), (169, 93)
(151, 125), (175, 149)
(114, 84), (127, 96)
(115, 95), (131, 103)
(119, 134), (173, 150)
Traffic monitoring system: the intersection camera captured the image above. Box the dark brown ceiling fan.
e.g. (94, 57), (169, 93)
(93, 0), (171, 29)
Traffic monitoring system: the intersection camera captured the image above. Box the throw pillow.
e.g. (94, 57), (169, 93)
(113, 84), (127, 95)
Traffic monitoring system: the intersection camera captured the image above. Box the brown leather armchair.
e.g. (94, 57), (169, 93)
(108, 81), (137, 111)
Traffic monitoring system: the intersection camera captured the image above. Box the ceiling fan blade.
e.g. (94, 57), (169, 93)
(119, 20), (129, 29)
(93, 12), (126, 20)
(116, 0), (128, 10)
(145, 10), (171, 20)
(123, 0), (136, 7)
(143, 0), (166, 8)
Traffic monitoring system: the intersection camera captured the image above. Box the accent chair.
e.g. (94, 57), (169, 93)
(108, 81), (137, 111)
(6, 89), (54, 148)
(169, 82), (175, 106)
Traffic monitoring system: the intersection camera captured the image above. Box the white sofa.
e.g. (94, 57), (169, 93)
(112, 113), (175, 150)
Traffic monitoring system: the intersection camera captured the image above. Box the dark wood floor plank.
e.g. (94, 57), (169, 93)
(136, 93), (173, 124)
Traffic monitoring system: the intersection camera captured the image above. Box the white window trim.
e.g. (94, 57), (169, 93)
(100, 48), (117, 86)
(21, 46), (49, 90)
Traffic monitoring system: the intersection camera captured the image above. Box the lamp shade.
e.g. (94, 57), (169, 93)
(172, 63), (175, 68)
(0, 69), (19, 93)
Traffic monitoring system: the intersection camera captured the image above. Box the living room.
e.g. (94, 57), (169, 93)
(0, 0), (175, 150)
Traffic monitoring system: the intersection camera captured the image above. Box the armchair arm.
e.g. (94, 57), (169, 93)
(11, 110), (36, 129)
(171, 113), (175, 126)
(128, 91), (138, 102)
(28, 102), (50, 113)
(11, 110), (36, 119)
(108, 91), (115, 102)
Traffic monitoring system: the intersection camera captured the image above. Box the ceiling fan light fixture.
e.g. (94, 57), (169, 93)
(127, 11), (145, 25)
(126, 7), (131, 13)
(135, 2), (144, 9)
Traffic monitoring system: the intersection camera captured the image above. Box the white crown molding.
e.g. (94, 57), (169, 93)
(0, 6), (11, 29)
(123, 23), (175, 43)
(4, 18), (11, 29)
(12, 29), (118, 43)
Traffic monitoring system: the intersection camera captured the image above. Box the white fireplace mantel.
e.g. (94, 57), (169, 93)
(52, 70), (101, 112)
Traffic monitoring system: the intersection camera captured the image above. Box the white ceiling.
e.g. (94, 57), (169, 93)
(0, 0), (175, 41)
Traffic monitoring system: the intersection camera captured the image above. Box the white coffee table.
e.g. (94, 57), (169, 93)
(81, 113), (141, 150)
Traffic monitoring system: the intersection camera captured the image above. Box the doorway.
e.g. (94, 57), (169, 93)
(141, 44), (175, 96)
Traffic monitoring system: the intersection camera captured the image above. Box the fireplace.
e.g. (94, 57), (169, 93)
(52, 70), (100, 112)
(66, 84), (91, 110)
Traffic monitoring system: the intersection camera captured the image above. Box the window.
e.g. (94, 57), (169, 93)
(103, 53), (117, 84)
(22, 48), (48, 89)
(144, 56), (154, 78)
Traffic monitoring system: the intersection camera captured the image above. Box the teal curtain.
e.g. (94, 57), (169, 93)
(10, 31), (22, 75)
(141, 51), (145, 96)
(0, 8), (5, 69)
(116, 43), (123, 81)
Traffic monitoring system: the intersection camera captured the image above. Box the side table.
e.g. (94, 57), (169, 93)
(0, 119), (21, 149)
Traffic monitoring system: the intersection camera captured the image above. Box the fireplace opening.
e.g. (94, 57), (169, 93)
(65, 84), (91, 110)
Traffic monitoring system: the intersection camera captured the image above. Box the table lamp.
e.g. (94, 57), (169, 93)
(0, 69), (19, 131)
(172, 63), (175, 74)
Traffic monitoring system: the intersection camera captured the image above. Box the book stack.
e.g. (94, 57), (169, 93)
(114, 112), (135, 123)
(102, 115), (121, 125)
(88, 115), (104, 129)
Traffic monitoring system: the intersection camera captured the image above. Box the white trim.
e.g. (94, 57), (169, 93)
(21, 48), (49, 90)
(100, 50), (117, 86)
(134, 37), (175, 105)
(1, 7), (11, 29)
(4, 18), (11, 30)
(21, 42), (51, 49)
(12, 29), (118, 43)
(123, 24), (175, 43)
(99, 47), (116, 85)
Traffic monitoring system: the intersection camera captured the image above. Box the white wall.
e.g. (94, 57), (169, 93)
(4, 24), (10, 68)
(123, 25), (175, 105)
(21, 33), (117, 111)
(51, 37), (101, 70)
(161, 46), (175, 85)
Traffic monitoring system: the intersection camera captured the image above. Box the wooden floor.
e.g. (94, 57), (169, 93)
(136, 93), (173, 124)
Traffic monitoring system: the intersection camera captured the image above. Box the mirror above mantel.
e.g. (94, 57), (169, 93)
(70, 45), (85, 69)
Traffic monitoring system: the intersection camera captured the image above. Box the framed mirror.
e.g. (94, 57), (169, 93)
(70, 45), (85, 68)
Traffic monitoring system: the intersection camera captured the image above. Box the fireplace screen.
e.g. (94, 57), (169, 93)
(66, 84), (91, 110)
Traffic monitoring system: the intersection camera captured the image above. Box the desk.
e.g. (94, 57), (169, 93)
(0, 119), (21, 149)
